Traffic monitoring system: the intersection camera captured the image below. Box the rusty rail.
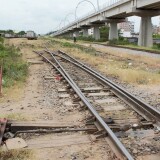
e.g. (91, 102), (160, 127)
(56, 50), (160, 124)
(0, 118), (7, 145)
(34, 50), (134, 160)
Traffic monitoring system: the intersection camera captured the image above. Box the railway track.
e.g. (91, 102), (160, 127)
(33, 48), (160, 160)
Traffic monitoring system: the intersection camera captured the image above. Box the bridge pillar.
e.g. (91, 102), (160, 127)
(93, 26), (100, 40)
(138, 16), (153, 47)
(83, 29), (88, 37)
(109, 22), (118, 40)
(69, 32), (73, 38)
(75, 31), (79, 37)
(63, 34), (68, 38)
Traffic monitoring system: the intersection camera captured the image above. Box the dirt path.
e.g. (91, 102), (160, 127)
(85, 43), (160, 59)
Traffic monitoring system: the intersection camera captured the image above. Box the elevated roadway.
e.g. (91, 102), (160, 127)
(53, 0), (160, 47)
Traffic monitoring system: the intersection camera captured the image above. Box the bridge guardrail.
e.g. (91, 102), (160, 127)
(54, 0), (122, 35)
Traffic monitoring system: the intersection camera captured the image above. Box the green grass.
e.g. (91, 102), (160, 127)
(46, 37), (160, 85)
(108, 38), (131, 46)
(108, 38), (160, 53)
(152, 44), (160, 50)
(0, 113), (26, 121)
(0, 38), (28, 87)
(49, 39), (97, 55)
(118, 44), (160, 53)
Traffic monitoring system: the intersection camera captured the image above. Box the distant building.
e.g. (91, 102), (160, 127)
(158, 27), (160, 34)
(88, 28), (94, 35)
(120, 31), (132, 37)
(118, 21), (135, 37)
(152, 25), (158, 34)
(4, 34), (14, 38)
(153, 25), (159, 34)
(118, 21), (135, 33)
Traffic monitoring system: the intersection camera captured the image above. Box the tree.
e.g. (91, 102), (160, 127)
(17, 31), (26, 35)
(100, 26), (109, 41)
(0, 30), (6, 34)
(7, 30), (14, 34)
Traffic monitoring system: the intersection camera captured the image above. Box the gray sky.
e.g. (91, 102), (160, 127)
(0, 0), (159, 34)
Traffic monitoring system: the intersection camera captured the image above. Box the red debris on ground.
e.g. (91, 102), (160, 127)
(55, 75), (61, 81)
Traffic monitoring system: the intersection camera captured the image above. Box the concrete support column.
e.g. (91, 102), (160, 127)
(109, 22), (118, 40)
(83, 29), (88, 37)
(93, 26), (100, 40)
(138, 16), (153, 47)
(69, 32), (73, 38)
(63, 33), (67, 37)
(66, 33), (70, 38)
(75, 31), (79, 37)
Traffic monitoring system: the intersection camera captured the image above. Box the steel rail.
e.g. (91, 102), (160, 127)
(0, 118), (7, 145)
(34, 50), (134, 160)
(55, 50), (160, 123)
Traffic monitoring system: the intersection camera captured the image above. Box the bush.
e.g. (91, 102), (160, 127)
(77, 36), (95, 42)
(108, 39), (119, 45)
(0, 37), (4, 43)
(100, 26), (109, 41)
(108, 38), (130, 45)
(153, 34), (160, 39)
(0, 38), (28, 87)
(152, 44), (160, 50)
(95, 38), (107, 42)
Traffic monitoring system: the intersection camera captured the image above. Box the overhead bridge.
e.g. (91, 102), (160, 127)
(53, 0), (160, 47)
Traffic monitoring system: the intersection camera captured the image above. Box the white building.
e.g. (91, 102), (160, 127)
(118, 21), (135, 37)
(88, 28), (94, 35)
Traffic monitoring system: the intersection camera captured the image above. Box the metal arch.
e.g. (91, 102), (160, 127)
(63, 13), (75, 27)
(58, 19), (64, 30)
(63, 18), (70, 27)
(75, 0), (97, 20)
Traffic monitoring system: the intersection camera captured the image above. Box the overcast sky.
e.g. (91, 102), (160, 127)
(0, 0), (159, 34)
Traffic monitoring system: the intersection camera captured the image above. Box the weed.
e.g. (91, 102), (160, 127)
(78, 36), (95, 42)
(0, 149), (33, 160)
(108, 38), (130, 45)
(50, 39), (96, 55)
(0, 113), (26, 120)
(152, 44), (160, 50)
(0, 38), (28, 87)
(45, 38), (160, 85)
(0, 37), (4, 43)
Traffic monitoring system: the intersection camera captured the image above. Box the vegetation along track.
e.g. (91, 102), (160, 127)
(34, 48), (160, 160)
